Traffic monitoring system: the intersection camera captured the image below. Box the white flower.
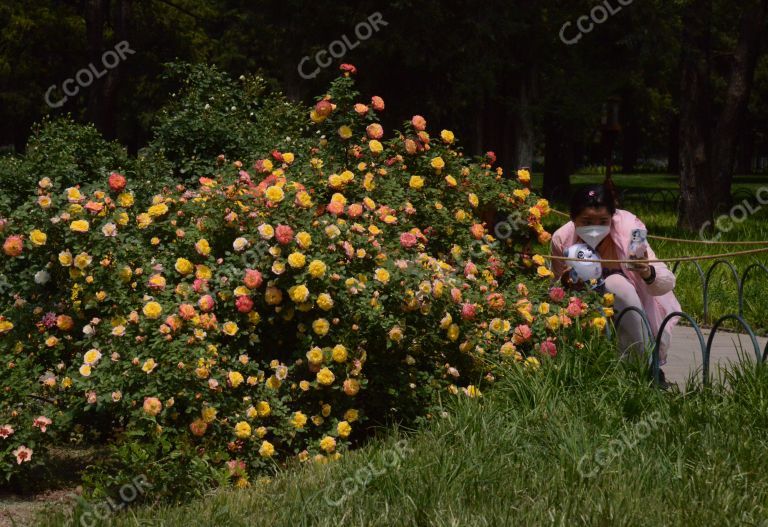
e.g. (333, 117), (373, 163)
(102, 222), (117, 237)
(34, 270), (50, 284)
(233, 237), (249, 252)
(82, 324), (95, 337)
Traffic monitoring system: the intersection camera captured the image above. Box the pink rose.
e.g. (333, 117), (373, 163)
(366, 123), (384, 139)
(192, 278), (208, 293)
(244, 269), (263, 289)
(461, 303), (477, 320)
(371, 96), (385, 111)
(513, 324), (533, 345)
(179, 303), (197, 320)
(549, 287), (566, 303)
(108, 172), (126, 192)
(347, 204), (363, 218)
(400, 232), (418, 248)
(275, 224), (294, 245)
(411, 115), (427, 131)
(198, 295), (215, 312)
(236, 295), (253, 313)
(326, 202), (344, 216)
(539, 338), (557, 357)
(450, 287), (462, 303)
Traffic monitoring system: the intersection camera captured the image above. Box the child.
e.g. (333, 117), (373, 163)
(550, 184), (681, 373)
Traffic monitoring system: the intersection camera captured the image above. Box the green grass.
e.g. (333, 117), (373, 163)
(538, 173), (768, 333)
(38, 340), (768, 526)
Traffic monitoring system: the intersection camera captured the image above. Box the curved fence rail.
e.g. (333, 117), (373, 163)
(671, 257), (768, 321)
(612, 307), (765, 387)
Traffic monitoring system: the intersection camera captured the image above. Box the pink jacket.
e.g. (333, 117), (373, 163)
(550, 209), (681, 363)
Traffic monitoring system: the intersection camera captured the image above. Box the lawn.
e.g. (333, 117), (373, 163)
(37, 339), (768, 526)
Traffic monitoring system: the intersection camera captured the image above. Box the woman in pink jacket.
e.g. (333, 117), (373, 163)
(550, 185), (681, 376)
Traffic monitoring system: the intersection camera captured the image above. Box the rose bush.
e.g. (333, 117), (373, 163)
(0, 65), (610, 497)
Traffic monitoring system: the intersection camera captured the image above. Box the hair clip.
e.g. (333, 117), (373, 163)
(588, 190), (596, 197)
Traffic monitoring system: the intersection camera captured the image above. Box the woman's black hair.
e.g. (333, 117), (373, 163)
(569, 184), (617, 219)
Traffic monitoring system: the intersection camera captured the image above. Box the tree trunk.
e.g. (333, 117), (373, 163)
(543, 124), (573, 200)
(621, 90), (639, 174)
(667, 114), (680, 174)
(85, 0), (132, 140)
(711, 0), (768, 206)
(678, 0), (715, 231)
(512, 66), (536, 170)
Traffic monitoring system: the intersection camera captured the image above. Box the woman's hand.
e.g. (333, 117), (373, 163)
(626, 251), (653, 281)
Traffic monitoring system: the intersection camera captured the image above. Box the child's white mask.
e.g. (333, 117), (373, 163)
(575, 225), (610, 249)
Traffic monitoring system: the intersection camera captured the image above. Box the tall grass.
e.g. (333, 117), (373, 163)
(40, 339), (768, 526)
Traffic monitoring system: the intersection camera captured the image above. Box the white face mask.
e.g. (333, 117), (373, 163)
(575, 224), (611, 249)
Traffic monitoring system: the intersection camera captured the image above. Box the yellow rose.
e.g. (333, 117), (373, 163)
(143, 301), (163, 319)
(337, 421), (352, 438)
(374, 268), (390, 284)
(282, 152), (295, 164)
(296, 231), (312, 249)
(201, 407), (218, 423)
(223, 321), (239, 336)
(265, 185), (284, 203)
(468, 193), (479, 208)
(312, 318), (330, 336)
(388, 326), (404, 342)
(308, 260), (327, 278)
(296, 191), (313, 208)
(70, 220), (90, 233)
(234, 421), (251, 439)
(537, 266), (554, 279)
(228, 371), (244, 388)
(175, 258), (194, 275)
(319, 436), (336, 453)
(74, 253), (92, 270)
(287, 252), (306, 268)
(195, 239), (211, 256)
(292, 411), (308, 429)
(430, 156), (445, 170)
(117, 192), (134, 207)
(289, 285), (310, 303)
(30, 229), (47, 246)
(148, 203), (168, 217)
(546, 315), (560, 331)
(136, 213), (152, 229)
(317, 293), (334, 311)
(409, 176), (424, 190)
(517, 169), (531, 184)
(369, 140), (383, 154)
(58, 250), (73, 267)
(259, 440), (275, 457)
(331, 345), (348, 363)
(338, 125), (353, 139)
(440, 130), (455, 144)
(306, 346), (323, 365)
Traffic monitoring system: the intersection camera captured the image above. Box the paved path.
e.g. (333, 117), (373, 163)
(665, 326), (767, 386)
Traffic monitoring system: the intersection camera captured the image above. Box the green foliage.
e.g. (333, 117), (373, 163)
(147, 62), (307, 179)
(0, 65), (605, 499)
